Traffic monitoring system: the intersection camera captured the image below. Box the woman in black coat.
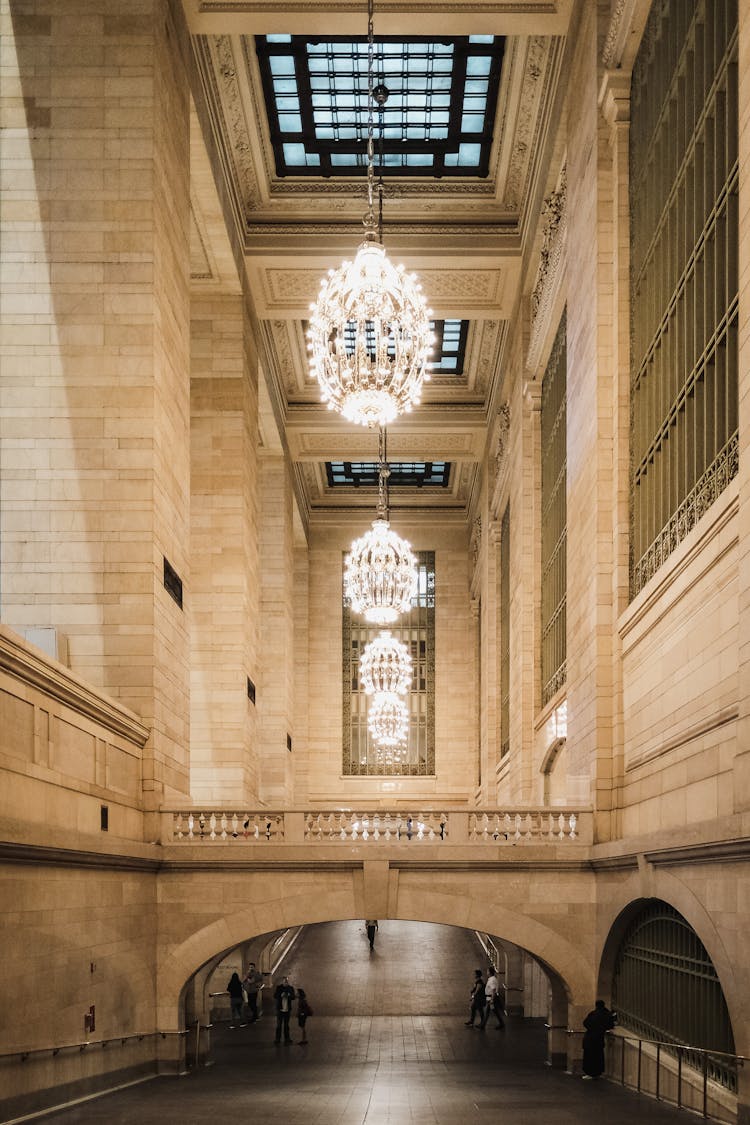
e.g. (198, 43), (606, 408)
(581, 1000), (615, 1078)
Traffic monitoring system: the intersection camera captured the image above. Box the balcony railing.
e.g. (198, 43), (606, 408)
(163, 808), (590, 845)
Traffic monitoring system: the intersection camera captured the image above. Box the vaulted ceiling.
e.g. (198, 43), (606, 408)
(183, 0), (573, 526)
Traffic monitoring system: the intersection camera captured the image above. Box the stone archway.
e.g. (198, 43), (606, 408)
(157, 878), (596, 1072)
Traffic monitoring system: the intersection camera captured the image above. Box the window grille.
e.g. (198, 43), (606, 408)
(343, 552), (435, 776)
(499, 504), (510, 758)
(540, 311), (567, 707)
(612, 900), (736, 1090)
(629, 0), (739, 597)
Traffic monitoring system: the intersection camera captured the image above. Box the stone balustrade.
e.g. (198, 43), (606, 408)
(164, 807), (590, 845)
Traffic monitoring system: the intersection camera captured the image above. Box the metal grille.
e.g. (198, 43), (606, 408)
(540, 312), (567, 707)
(612, 900), (736, 1090)
(343, 552), (435, 776)
(629, 0), (739, 597)
(499, 504), (510, 758)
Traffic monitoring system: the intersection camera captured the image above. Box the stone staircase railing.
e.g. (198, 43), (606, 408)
(163, 808), (591, 845)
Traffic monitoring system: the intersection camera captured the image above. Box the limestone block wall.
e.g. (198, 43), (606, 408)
(189, 295), (259, 805)
(0, 859), (158, 1121)
(618, 489), (739, 835)
(0, 0), (193, 805)
(305, 522), (476, 805)
(0, 625), (149, 840)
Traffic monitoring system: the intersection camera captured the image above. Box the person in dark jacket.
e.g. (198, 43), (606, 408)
(226, 972), (245, 1028)
(465, 969), (486, 1027)
(296, 986), (312, 1045)
(273, 975), (295, 1043)
(582, 1000), (616, 1078)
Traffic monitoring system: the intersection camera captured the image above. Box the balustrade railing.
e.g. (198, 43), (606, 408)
(164, 807), (590, 845)
(304, 810), (447, 842)
(469, 809), (578, 842)
(171, 811), (284, 841)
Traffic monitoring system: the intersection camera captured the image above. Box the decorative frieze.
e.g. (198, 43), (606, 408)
(526, 165), (567, 375)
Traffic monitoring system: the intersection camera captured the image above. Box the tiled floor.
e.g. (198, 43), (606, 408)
(37, 920), (694, 1123)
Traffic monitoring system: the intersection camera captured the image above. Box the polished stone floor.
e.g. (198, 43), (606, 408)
(36, 919), (694, 1124)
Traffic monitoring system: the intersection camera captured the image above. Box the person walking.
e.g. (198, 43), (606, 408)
(273, 975), (295, 1043)
(480, 965), (505, 1029)
(365, 919), (378, 951)
(296, 987), (313, 1044)
(465, 968), (486, 1027)
(226, 972), (246, 1028)
(242, 962), (263, 1022)
(581, 1000), (616, 1078)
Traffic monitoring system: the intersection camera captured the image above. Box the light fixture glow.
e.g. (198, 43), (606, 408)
(308, 243), (433, 428)
(368, 691), (409, 748)
(345, 518), (417, 624)
(306, 0), (433, 428)
(360, 630), (412, 696)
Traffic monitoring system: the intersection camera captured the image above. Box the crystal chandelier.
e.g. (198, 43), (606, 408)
(360, 630), (412, 696)
(306, 0), (433, 429)
(344, 428), (418, 623)
(367, 691), (409, 748)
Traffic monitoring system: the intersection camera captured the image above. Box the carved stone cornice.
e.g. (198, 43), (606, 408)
(0, 627), (151, 747)
(526, 164), (566, 376)
(494, 403), (511, 478)
(489, 403), (511, 519)
(601, 0), (639, 69)
(599, 69), (631, 137)
(470, 515), (482, 571)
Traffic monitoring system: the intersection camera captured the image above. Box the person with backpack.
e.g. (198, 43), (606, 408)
(296, 986), (313, 1044)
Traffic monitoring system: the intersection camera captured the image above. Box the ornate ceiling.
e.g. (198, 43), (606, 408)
(183, 0), (573, 524)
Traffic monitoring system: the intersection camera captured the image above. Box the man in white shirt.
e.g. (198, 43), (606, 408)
(481, 966), (505, 1029)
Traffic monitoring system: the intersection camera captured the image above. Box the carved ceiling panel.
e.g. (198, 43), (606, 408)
(187, 2), (571, 523)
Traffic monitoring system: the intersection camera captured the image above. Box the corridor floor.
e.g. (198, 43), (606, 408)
(36, 920), (696, 1124)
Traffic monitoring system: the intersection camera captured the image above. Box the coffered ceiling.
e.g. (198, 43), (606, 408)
(184, 0), (573, 525)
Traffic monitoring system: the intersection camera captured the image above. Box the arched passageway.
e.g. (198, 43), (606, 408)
(38, 919), (695, 1125)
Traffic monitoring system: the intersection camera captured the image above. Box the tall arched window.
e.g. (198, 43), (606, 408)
(612, 900), (735, 1088)
(629, 0), (739, 596)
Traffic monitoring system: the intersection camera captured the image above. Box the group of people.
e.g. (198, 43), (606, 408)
(464, 966), (506, 1030)
(226, 967), (313, 1044)
(226, 962), (264, 1028)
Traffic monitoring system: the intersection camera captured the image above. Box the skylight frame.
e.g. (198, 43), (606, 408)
(256, 35), (505, 178)
(326, 462), (451, 489)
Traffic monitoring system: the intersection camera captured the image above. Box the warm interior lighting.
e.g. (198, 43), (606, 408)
(367, 691), (409, 748)
(307, 0), (433, 428)
(345, 517), (417, 624)
(360, 630), (412, 696)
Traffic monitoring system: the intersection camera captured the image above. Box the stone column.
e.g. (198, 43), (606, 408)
(516, 380), (542, 802)
(0, 0), (193, 808)
(735, 3), (750, 1121)
(258, 454), (295, 804)
(563, 0), (620, 830)
(189, 294), (260, 805)
(597, 70), (631, 840)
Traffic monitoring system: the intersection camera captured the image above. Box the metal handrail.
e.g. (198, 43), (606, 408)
(0, 1028), (189, 1062)
(603, 1031), (746, 1123)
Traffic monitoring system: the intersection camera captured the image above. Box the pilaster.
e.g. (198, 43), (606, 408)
(259, 454), (296, 805)
(189, 293), (259, 805)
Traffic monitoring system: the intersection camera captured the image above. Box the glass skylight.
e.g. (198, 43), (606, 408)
(327, 462), (451, 488)
(256, 36), (504, 177)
